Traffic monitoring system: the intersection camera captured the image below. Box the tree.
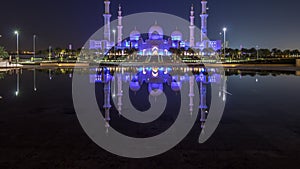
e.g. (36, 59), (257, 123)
(283, 49), (291, 57)
(241, 48), (250, 58)
(271, 48), (282, 58)
(248, 48), (256, 58)
(0, 46), (9, 59)
(187, 48), (195, 55)
(259, 49), (271, 58)
(291, 49), (300, 57)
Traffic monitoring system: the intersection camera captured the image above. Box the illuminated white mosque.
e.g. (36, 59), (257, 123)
(90, 0), (221, 55)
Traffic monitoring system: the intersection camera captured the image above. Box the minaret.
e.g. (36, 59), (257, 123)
(103, 0), (111, 44)
(200, 0), (208, 42)
(189, 4), (195, 48)
(117, 4), (123, 47)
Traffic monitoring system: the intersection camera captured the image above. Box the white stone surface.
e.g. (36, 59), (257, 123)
(0, 62), (23, 67)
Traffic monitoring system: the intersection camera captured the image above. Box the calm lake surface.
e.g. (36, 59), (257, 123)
(0, 68), (300, 169)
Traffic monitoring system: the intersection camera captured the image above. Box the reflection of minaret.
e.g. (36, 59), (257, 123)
(103, 0), (111, 43)
(189, 4), (195, 48)
(189, 76), (195, 114)
(200, 0), (208, 42)
(103, 71), (111, 129)
(117, 4), (123, 47)
(199, 79), (208, 129)
(117, 73), (123, 115)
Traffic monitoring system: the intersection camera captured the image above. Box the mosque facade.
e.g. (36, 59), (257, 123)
(89, 0), (221, 55)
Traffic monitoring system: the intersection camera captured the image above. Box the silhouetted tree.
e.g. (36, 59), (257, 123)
(283, 49), (291, 57)
(0, 46), (9, 59)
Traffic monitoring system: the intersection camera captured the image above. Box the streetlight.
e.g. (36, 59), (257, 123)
(14, 30), (20, 96)
(256, 45), (259, 60)
(33, 35), (36, 61)
(222, 27), (227, 57)
(14, 31), (19, 64)
(112, 29), (116, 45)
(112, 29), (116, 57)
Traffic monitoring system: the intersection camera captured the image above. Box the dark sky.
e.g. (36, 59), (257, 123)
(1, 0), (300, 51)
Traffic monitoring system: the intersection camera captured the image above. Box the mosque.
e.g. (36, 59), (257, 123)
(89, 0), (221, 56)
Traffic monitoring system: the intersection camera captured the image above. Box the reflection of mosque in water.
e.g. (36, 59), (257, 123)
(90, 66), (227, 130)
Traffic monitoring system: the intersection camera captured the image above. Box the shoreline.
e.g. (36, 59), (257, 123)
(1, 61), (300, 71)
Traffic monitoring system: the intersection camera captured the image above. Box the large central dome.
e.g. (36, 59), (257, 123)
(149, 22), (164, 40)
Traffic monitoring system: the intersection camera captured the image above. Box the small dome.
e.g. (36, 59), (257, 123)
(130, 28), (141, 41)
(149, 23), (164, 40)
(171, 30), (183, 41)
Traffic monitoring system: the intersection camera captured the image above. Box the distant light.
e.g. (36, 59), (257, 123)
(15, 91), (19, 96)
(222, 94), (226, 102)
(152, 71), (158, 77)
(223, 27), (227, 32)
(256, 78), (258, 82)
(14, 31), (19, 35)
(112, 29), (116, 33)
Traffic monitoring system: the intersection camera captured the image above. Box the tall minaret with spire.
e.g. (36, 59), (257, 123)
(189, 4), (195, 48)
(103, 0), (111, 44)
(200, 0), (208, 42)
(117, 4), (123, 47)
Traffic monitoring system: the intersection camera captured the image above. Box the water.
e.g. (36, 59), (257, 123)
(0, 68), (300, 168)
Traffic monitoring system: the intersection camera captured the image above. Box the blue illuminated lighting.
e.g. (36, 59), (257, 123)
(137, 67), (143, 72)
(172, 37), (182, 41)
(88, 1), (222, 55)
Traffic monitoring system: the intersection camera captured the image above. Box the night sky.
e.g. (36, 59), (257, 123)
(0, 0), (300, 51)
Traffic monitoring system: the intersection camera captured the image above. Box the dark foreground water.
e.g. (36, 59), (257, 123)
(0, 68), (300, 169)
